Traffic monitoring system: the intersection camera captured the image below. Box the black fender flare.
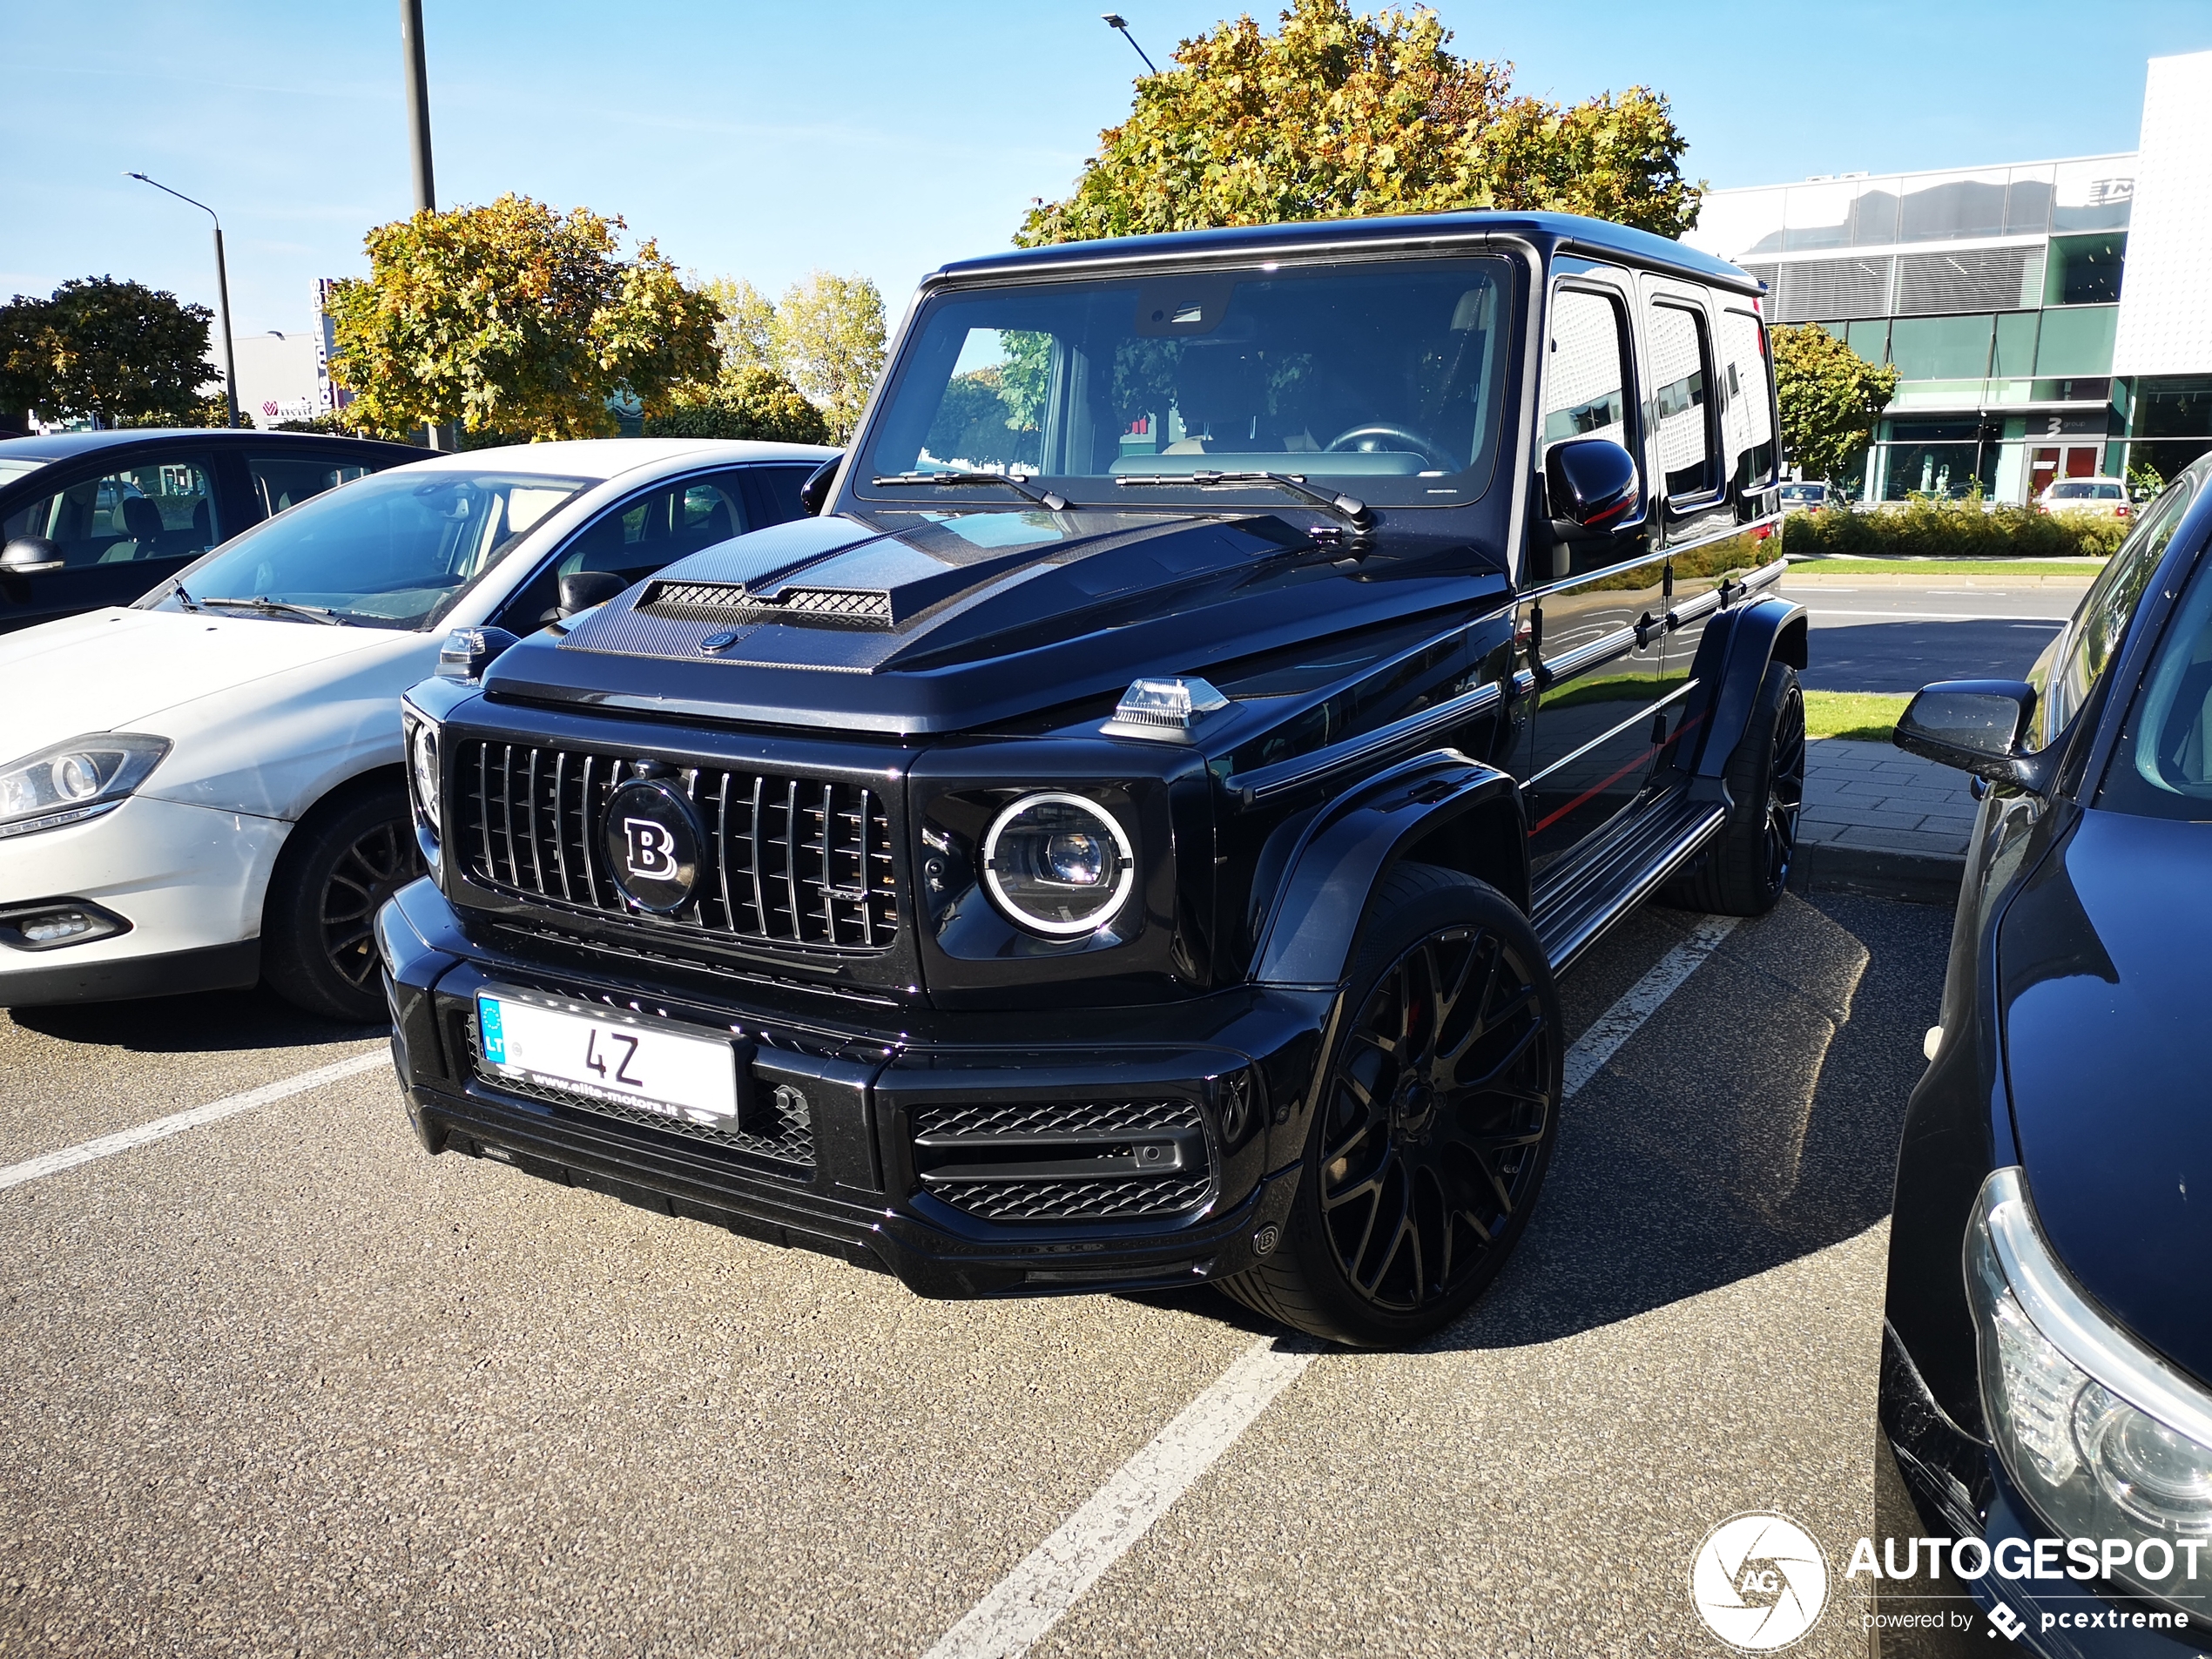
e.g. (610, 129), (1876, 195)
(1249, 749), (1526, 990)
(1676, 594), (1807, 794)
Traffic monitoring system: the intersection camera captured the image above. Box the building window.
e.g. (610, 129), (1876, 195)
(2034, 306), (2119, 378)
(1992, 313), (2040, 379)
(1889, 314), (1994, 381)
(2046, 234), (2127, 305)
(1897, 170), (2009, 241)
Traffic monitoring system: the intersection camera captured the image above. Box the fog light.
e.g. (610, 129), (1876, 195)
(0, 899), (129, 952)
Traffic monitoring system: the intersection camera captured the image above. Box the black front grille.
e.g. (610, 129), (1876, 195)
(455, 740), (898, 952)
(910, 1098), (1214, 1224)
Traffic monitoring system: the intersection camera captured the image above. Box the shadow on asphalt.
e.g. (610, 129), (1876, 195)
(7, 985), (384, 1054)
(1804, 617), (2064, 693)
(1427, 887), (1950, 1352)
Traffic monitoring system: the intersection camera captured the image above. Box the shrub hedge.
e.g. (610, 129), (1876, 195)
(1785, 496), (2128, 559)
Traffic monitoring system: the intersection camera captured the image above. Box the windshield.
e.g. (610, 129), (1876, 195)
(858, 256), (1514, 512)
(139, 468), (590, 629)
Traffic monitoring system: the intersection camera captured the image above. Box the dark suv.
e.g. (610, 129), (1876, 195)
(378, 211), (1803, 1345)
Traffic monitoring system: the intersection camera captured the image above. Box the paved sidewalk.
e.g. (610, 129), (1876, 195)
(1794, 737), (1976, 903)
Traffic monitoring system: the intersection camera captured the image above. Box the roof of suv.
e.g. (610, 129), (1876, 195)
(930, 209), (1757, 294)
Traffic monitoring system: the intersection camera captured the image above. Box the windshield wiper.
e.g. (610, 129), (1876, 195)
(198, 595), (345, 626)
(167, 578), (201, 613)
(1116, 469), (1374, 535)
(873, 469), (1072, 512)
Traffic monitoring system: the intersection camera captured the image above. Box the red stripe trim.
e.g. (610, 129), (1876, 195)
(1530, 710), (1705, 835)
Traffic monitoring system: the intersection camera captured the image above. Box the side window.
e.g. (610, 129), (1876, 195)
(246, 453), (373, 517)
(494, 470), (753, 631)
(1646, 300), (1715, 500)
(1717, 308), (1777, 494)
(1540, 289), (1633, 458)
(2043, 475), (2199, 739)
(0, 457), (220, 568)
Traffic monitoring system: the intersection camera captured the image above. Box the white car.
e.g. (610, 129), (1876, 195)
(2037, 475), (2133, 519)
(0, 437), (835, 1022)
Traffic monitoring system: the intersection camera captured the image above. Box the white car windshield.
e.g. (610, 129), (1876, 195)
(857, 255), (1514, 512)
(141, 469), (591, 629)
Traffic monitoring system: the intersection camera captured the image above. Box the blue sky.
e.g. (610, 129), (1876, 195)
(6, 1), (2208, 337)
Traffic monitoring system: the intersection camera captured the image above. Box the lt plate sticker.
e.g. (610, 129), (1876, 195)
(475, 993), (738, 1125)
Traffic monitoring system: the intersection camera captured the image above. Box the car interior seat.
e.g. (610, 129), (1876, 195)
(104, 496), (167, 562)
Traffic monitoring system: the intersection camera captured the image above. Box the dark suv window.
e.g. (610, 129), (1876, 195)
(3, 456), (221, 568)
(1646, 300), (1714, 499)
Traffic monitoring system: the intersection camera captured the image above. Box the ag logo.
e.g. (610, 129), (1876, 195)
(1689, 1513), (1829, 1651)
(602, 776), (700, 914)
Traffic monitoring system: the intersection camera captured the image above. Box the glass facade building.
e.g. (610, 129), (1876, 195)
(1685, 51), (2212, 502)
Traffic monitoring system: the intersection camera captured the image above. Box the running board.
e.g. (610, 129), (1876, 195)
(1531, 793), (1728, 974)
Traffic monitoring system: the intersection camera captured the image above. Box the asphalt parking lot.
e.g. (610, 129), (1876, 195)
(1780, 577), (2081, 692)
(0, 884), (1948, 1657)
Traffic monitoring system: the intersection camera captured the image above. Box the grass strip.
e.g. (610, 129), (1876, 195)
(1804, 690), (1911, 742)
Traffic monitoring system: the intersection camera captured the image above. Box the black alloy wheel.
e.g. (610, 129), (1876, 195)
(263, 786), (422, 1024)
(1662, 660), (1804, 918)
(1224, 864), (1562, 1346)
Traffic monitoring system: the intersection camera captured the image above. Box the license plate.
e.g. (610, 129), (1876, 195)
(475, 989), (739, 1126)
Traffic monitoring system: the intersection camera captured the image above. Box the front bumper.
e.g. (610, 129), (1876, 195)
(0, 794), (287, 1006)
(376, 877), (1333, 1299)
(1873, 1323), (2208, 1656)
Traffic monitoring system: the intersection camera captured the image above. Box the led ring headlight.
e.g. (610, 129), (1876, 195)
(981, 792), (1135, 937)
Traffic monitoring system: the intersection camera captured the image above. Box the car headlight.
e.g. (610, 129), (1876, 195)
(981, 792), (1135, 936)
(1967, 1168), (2212, 1603)
(403, 711), (441, 841)
(0, 733), (172, 840)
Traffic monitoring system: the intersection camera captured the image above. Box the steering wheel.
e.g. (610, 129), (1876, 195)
(1324, 422), (1447, 468)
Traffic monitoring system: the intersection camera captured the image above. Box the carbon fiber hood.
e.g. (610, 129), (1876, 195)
(481, 507), (1508, 734)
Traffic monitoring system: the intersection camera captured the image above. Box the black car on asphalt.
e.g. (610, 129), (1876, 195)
(1873, 455), (2212, 1652)
(0, 428), (427, 631)
(377, 210), (1805, 1345)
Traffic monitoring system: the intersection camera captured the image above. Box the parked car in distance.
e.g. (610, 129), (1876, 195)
(0, 428), (428, 632)
(0, 437), (835, 1025)
(1872, 456), (2212, 1655)
(381, 209), (1800, 1348)
(1778, 480), (1830, 513)
(2035, 475), (2132, 519)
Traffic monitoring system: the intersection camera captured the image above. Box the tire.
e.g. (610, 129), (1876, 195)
(261, 785), (422, 1024)
(1662, 660), (1804, 918)
(1220, 862), (1562, 1347)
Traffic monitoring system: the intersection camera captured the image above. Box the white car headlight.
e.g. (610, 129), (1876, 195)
(0, 733), (172, 840)
(981, 792), (1135, 936)
(1967, 1168), (2212, 1602)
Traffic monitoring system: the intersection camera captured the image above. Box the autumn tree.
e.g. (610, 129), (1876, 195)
(1771, 324), (1898, 484)
(691, 271), (886, 444)
(0, 278), (218, 426)
(1018, 0), (1702, 246)
(325, 194), (719, 441)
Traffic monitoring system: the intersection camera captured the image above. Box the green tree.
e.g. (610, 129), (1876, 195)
(0, 278), (218, 426)
(650, 365), (833, 444)
(1771, 324), (1899, 484)
(703, 277), (779, 379)
(769, 271), (887, 443)
(1017, 0), (1702, 247)
(325, 193), (720, 442)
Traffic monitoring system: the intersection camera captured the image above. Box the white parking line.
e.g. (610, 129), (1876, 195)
(0, 1050), (388, 1195)
(921, 914), (1743, 1659)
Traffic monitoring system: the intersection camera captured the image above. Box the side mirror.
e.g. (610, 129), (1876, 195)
(1, 536), (64, 576)
(556, 570), (627, 617)
(1544, 438), (1642, 536)
(1895, 678), (2047, 791)
(799, 453), (843, 516)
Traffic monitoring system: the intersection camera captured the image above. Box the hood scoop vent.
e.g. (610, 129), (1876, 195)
(641, 579), (893, 628)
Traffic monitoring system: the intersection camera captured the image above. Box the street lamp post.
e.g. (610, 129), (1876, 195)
(125, 172), (239, 429)
(1101, 13), (1159, 76)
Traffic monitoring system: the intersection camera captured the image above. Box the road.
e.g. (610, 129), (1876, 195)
(0, 888), (1948, 1656)
(1777, 576), (2085, 693)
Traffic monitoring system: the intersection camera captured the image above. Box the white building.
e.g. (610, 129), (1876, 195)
(1684, 49), (2212, 502)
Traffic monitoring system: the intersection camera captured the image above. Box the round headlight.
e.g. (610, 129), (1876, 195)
(51, 753), (102, 801)
(408, 722), (441, 833)
(981, 792), (1135, 936)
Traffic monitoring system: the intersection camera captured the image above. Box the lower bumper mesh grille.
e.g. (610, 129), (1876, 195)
(910, 1098), (1213, 1224)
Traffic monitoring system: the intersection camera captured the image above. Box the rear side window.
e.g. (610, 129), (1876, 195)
(1645, 301), (1714, 499)
(246, 452), (374, 516)
(1717, 309), (1777, 493)
(1541, 289), (1632, 455)
(748, 464), (816, 525)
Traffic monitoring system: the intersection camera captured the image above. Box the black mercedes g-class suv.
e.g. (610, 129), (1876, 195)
(378, 211), (1804, 1345)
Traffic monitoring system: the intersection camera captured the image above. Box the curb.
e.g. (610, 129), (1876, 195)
(1790, 842), (1964, 907)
